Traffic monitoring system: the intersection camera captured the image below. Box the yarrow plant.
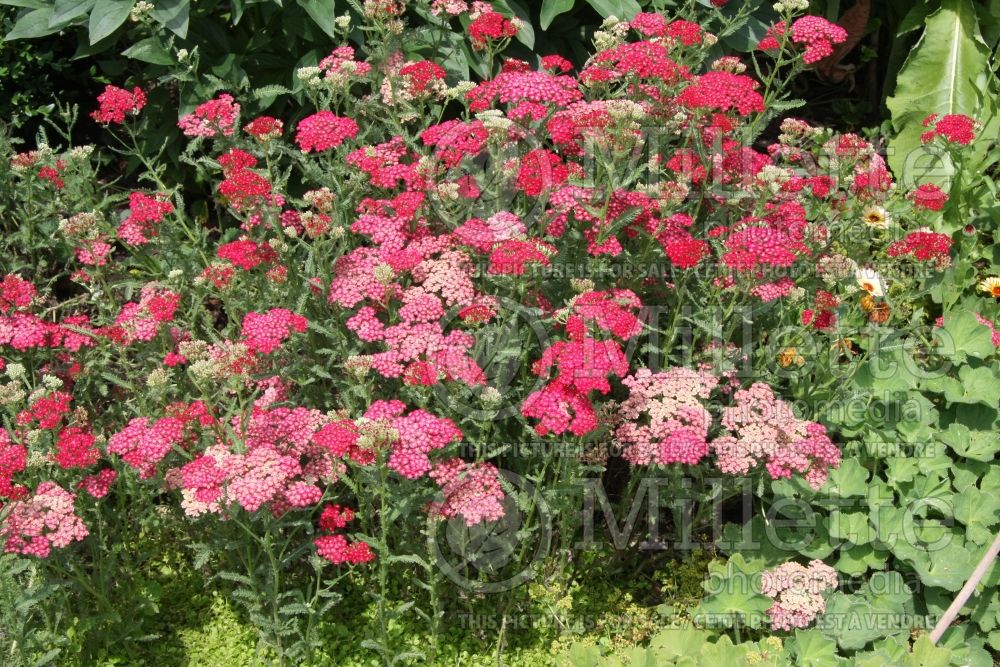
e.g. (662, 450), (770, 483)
(1, 1), (997, 665)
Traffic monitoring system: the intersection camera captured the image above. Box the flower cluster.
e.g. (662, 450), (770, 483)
(361, 400), (464, 479)
(1, 482), (89, 557)
(761, 560), (839, 630)
(241, 309), (308, 354)
(886, 230), (953, 267)
(178, 94), (241, 138)
(295, 111), (360, 153)
(314, 504), (375, 565)
(428, 459), (505, 526)
(788, 17), (848, 64)
(91, 85), (146, 124)
(118, 192), (174, 245)
(616, 368), (718, 466)
(468, 7), (519, 50)
(712, 383), (841, 489)
(920, 113), (976, 145)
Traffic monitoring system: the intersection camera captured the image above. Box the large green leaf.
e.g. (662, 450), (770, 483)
(584, 0), (640, 20)
(937, 310), (996, 363)
(825, 459), (869, 498)
(923, 366), (1000, 407)
(938, 423), (1000, 461)
(89, 0), (135, 44)
(150, 0), (189, 39)
(908, 541), (977, 591)
(51, 0), (95, 26)
(540, 0), (574, 30)
(4, 7), (57, 39)
(298, 0), (337, 39)
(885, 0), (990, 185)
(788, 629), (840, 667)
(695, 554), (771, 629)
(122, 35), (174, 64)
(495, 0), (534, 49)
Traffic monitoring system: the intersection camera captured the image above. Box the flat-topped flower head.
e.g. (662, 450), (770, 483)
(921, 113), (976, 145)
(92, 85), (146, 124)
(296, 112), (360, 153)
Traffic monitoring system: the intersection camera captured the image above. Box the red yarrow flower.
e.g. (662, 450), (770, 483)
(1, 274), (36, 313)
(920, 114), (976, 145)
(91, 85), (146, 124)
(118, 192), (174, 246)
(244, 115), (284, 141)
(295, 112), (359, 153)
(178, 94), (241, 138)
(887, 230), (953, 265)
(315, 534), (375, 565)
(55, 427), (100, 469)
(679, 71), (765, 116)
(789, 16), (848, 64)
(468, 11), (518, 50)
(909, 183), (949, 211)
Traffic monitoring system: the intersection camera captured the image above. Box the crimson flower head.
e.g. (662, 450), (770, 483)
(789, 16), (848, 64)
(91, 85), (146, 124)
(295, 111), (360, 153)
(920, 113), (976, 146)
(678, 71), (764, 116)
(1, 274), (36, 313)
(468, 10), (518, 50)
(540, 55), (573, 73)
(243, 115), (284, 141)
(759, 17), (848, 65)
(909, 183), (949, 211)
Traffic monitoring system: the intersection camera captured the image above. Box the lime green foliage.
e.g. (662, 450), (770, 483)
(558, 627), (991, 667)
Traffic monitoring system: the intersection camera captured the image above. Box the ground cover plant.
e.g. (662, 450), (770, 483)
(1, 0), (999, 665)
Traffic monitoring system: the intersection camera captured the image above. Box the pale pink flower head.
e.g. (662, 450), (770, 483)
(616, 367), (719, 466)
(761, 560), (838, 630)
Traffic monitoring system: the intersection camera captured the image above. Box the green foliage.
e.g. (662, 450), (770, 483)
(0, 6), (81, 130)
(1, 2), (999, 666)
(885, 0), (997, 185)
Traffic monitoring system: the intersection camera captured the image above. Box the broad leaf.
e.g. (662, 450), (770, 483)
(886, 0), (990, 186)
(89, 0), (135, 44)
(494, 0), (534, 49)
(825, 459), (869, 498)
(5, 7), (58, 39)
(938, 310), (996, 362)
(298, 0), (337, 39)
(584, 0), (640, 20)
(789, 629), (840, 667)
(908, 542), (977, 591)
(938, 423), (1000, 461)
(150, 0), (189, 39)
(540, 0), (574, 30)
(695, 554), (771, 628)
(122, 36), (174, 64)
(923, 366), (1000, 407)
(51, 0), (95, 26)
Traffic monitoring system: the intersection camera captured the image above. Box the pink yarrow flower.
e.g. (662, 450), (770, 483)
(295, 112), (360, 153)
(91, 85), (146, 124)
